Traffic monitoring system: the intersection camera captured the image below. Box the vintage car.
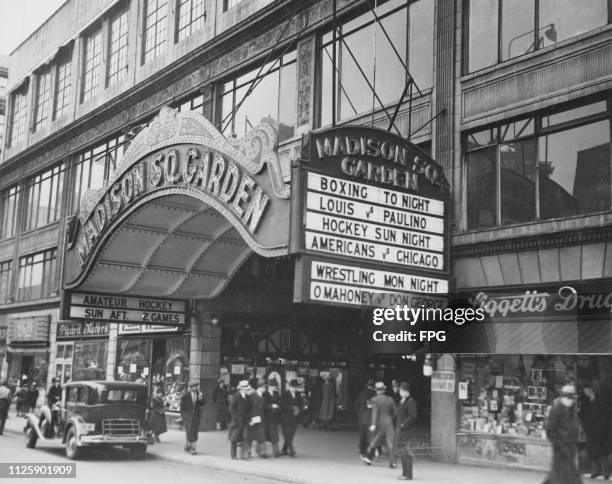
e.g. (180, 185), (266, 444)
(24, 381), (154, 459)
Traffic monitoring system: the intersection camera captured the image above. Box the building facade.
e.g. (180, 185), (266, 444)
(1, 0), (612, 471)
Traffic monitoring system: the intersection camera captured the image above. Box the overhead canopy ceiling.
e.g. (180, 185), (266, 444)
(78, 194), (252, 299)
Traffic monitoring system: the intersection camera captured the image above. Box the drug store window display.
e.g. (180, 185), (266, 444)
(458, 355), (577, 438)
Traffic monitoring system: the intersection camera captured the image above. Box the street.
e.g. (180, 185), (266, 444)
(0, 431), (282, 484)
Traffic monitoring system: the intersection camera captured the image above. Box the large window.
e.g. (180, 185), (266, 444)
(464, 0), (609, 73)
(8, 87), (28, 146)
(0, 186), (18, 239)
(0, 260), (11, 304)
(54, 55), (72, 119)
(143, 0), (167, 63)
(34, 68), (52, 131)
(176, 0), (206, 41)
(73, 341), (108, 380)
(107, 8), (129, 86)
(23, 164), (66, 231)
(321, 0), (434, 126)
(72, 135), (127, 211)
(81, 27), (103, 102)
(16, 248), (57, 301)
(465, 99), (611, 230)
(176, 91), (212, 120)
(220, 51), (297, 142)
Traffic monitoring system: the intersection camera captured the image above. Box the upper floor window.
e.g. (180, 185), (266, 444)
(465, 98), (611, 230)
(34, 68), (52, 132)
(0, 75), (6, 91)
(23, 163), (66, 232)
(16, 248), (57, 301)
(72, 135), (127, 211)
(8, 86), (28, 146)
(0, 260), (11, 304)
(320, 0), (434, 127)
(107, 8), (130, 86)
(176, 0), (206, 41)
(81, 27), (103, 102)
(0, 185), (19, 239)
(220, 51), (296, 142)
(464, 0), (610, 74)
(223, 0), (245, 11)
(143, 0), (167, 63)
(54, 54), (72, 119)
(176, 90), (212, 120)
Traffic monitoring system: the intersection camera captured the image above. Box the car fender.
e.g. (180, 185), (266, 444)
(63, 416), (86, 444)
(39, 405), (52, 425)
(24, 413), (46, 441)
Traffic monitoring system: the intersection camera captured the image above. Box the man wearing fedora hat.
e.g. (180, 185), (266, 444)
(264, 379), (282, 457)
(395, 382), (418, 480)
(280, 379), (304, 457)
(364, 381), (397, 468)
(247, 380), (269, 458)
(543, 383), (582, 484)
(179, 381), (206, 455)
(229, 380), (251, 459)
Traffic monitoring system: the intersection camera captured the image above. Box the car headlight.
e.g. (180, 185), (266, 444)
(77, 422), (96, 433)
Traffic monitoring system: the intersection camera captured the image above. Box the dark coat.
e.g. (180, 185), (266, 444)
(212, 385), (230, 424)
(355, 388), (375, 425)
(228, 392), (250, 443)
(263, 391), (281, 443)
(544, 400), (582, 484)
(305, 378), (323, 422)
(180, 390), (205, 442)
(248, 392), (266, 442)
(280, 390), (304, 425)
(148, 394), (167, 436)
(26, 389), (39, 408)
(579, 396), (608, 459)
(46, 384), (62, 407)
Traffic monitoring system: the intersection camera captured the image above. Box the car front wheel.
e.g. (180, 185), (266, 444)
(128, 445), (147, 460)
(65, 428), (81, 460)
(25, 426), (37, 448)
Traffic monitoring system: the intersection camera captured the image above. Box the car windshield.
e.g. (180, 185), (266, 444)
(100, 388), (146, 404)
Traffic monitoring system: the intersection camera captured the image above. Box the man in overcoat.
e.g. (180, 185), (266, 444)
(229, 380), (251, 459)
(179, 381), (206, 455)
(264, 379), (282, 456)
(365, 381), (397, 467)
(355, 379), (375, 461)
(248, 381), (268, 458)
(543, 383), (583, 484)
(395, 382), (418, 480)
(280, 379), (303, 457)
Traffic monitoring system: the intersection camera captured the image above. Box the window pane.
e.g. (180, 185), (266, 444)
(234, 71), (279, 137)
(466, 127), (497, 150)
(466, 147), (497, 230)
(500, 139), (536, 225)
(376, 6), (407, 106)
(320, 42), (335, 127)
(539, 0), (607, 48)
(541, 101), (607, 128)
(500, 118), (534, 142)
(539, 120), (611, 220)
(467, 0), (498, 72)
(501, 0), (535, 61)
(408, 0), (434, 88)
(73, 341), (107, 381)
(340, 23), (374, 120)
(278, 62), (296, 142)
(107, 9), (129, 85)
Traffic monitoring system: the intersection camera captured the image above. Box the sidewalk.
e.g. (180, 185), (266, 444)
(1, 413), (560, 484)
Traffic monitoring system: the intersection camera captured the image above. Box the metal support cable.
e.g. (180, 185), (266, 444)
(408, 108), (446, 139)
(322, 45), (358, 118)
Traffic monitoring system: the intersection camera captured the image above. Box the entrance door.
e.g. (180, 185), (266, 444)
(21, 355), (33, 384)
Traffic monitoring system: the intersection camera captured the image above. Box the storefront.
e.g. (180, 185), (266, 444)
(0, 325), (7, 381)
(54, 321), (109, 383)
(115, 324), (190, 413)
(5, 315), (50, 388)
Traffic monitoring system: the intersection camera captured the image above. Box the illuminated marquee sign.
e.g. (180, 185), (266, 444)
(292, 126), (450, 309)
(68, 292), (186, 326)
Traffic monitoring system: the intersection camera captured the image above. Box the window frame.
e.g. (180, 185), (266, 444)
(16, 248), (57, 302)
(81, 24), (103, 103)
(8, 85), (29, 147)
(175, 0), (206, 42)
(0, 260), (12, 305)
(106, 5), (130, 86)
(33, 67), (52, 132)
(142, 0), (168, 64)
(53, 49), (73, 120)
(22, 163), (67, 232)
(0, 185), (19, 240)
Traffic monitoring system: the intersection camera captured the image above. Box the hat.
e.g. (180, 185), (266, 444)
(51, 377), (59, 383)
(288, 379), (299, 388)
(189, 382), (199, 388)
(374, 381), (386, 391)
(559, 383), (576, 397)
(366, 379), (374, 388)
(399, 382), (410, 392)
(238, 380), (250, 390)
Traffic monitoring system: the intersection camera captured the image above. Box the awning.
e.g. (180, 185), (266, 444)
(7, 346), (49, 354)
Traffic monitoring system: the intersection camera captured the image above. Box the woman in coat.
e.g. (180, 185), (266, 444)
(212, 379), (230, 430)
(318, 376), (336, 429)
(148, 386), (168, 443)
(579, 386), (609, 479)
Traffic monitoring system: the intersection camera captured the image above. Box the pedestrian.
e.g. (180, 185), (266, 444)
(543, 383), (582, 484)
(303, 376), (322, 429)
(212, 379), (230, 430)
(579, 385), (609, 479)
(248, 381), (268, 458)
(389, 379), (401, 405)
(26, 382), (39, 414)
(355, 379), (376, 462)
(318, 375), (336, 430)
(46, 377), (62, 408)
(395, 382), (418, 480)
(264, 379), (282, 457)
(148, 386), (167, 443)
(280, 379), (303, 457)
(364, 381), (397, 468)
(0, 381), (12, 435)
(228, 380), (251, 460)
(15, 384), (27, 417)
(179, 382), (206, 455)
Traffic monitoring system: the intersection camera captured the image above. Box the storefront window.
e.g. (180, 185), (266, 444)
(321, 0), (434, 126)
(73, 341), (107, 381)
(464, 98), (611, 230)
(464, 0), (609, 73)
(55, 343), (74, 384)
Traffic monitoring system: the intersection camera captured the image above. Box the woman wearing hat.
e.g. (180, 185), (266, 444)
(543, 383), (582, 484)
(229, 380), (251, 459)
